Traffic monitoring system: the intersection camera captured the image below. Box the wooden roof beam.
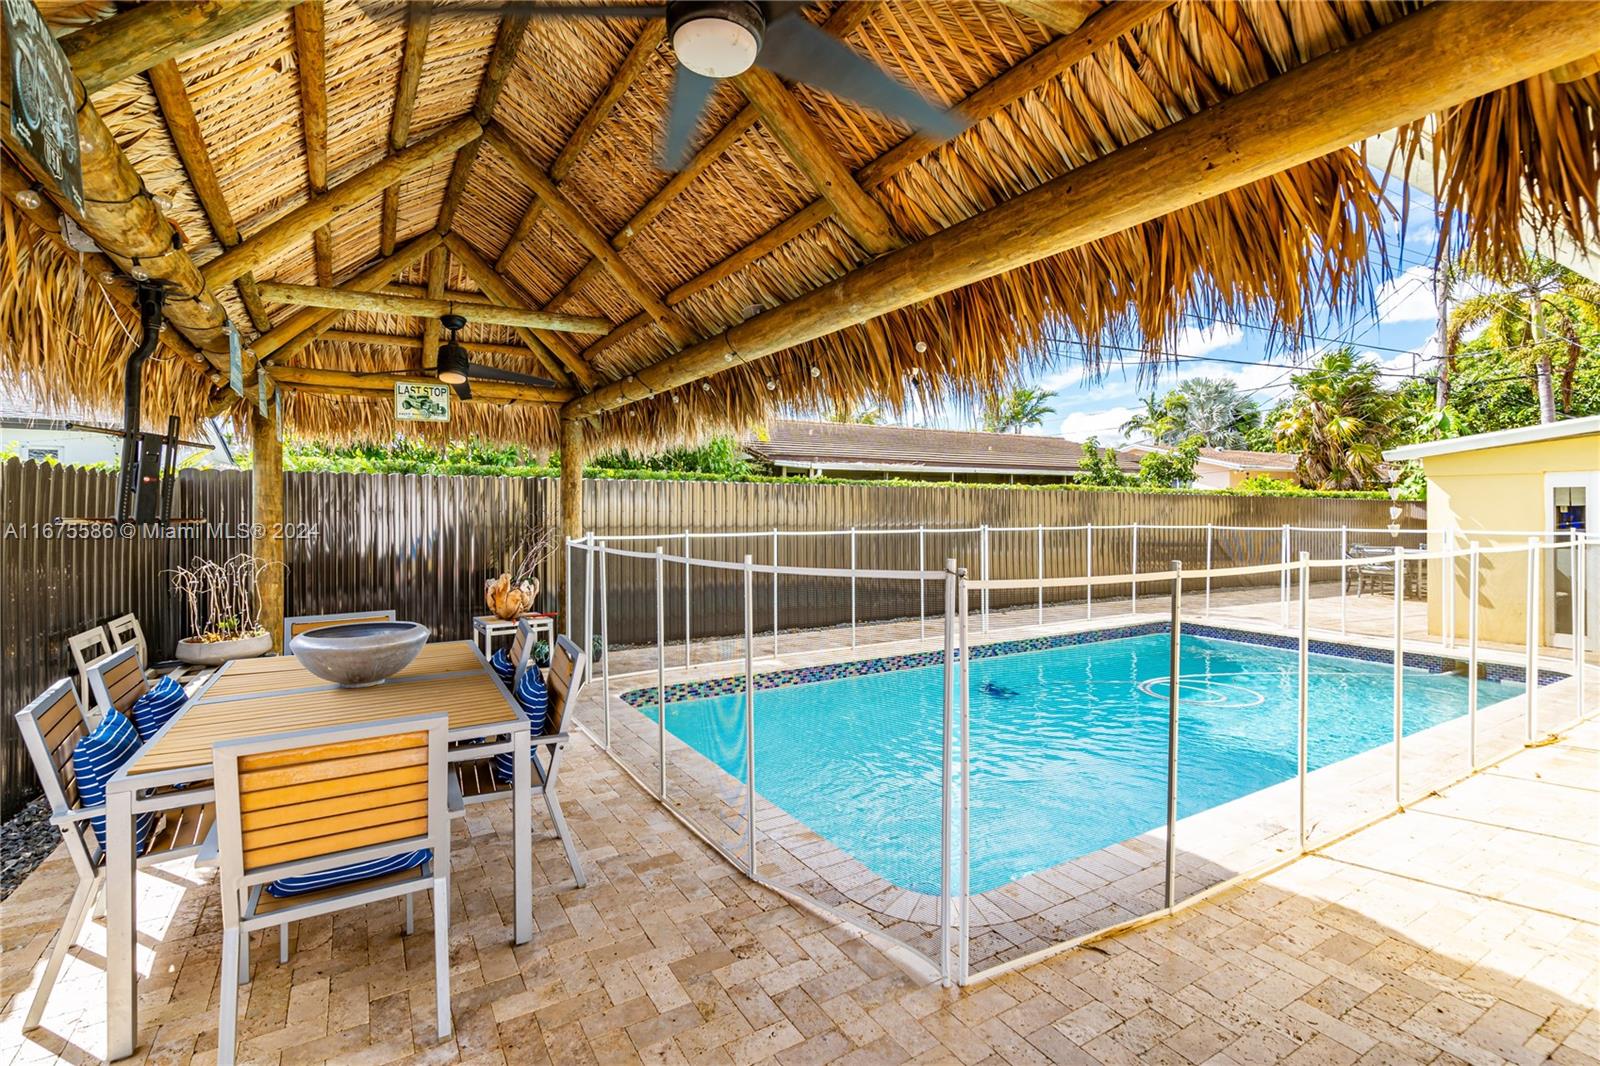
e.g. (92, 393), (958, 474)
(420, 246), (448, 369)
(146, 59), (273, 334)
(257, 282), (612, 333)
(205, 117), (481, 289)
(323, 329), (529, 358)
(993, 1), (1095, 37)
(734, 67), (901, 256)
(437, 9), (530, 233)
(381, 3), (433, 257)
(443, 232), (597, 387)
(289, 1), (334, 285)
(62, 0), (300, 94)
(495, 20), (665, 271)
(486, 124), (694, 347)
(563, 0), (1600, 420)
(268, 366), (573, 406)
(253, 232), (442, 363)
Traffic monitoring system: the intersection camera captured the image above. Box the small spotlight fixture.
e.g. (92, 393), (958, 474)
(702, 382), (712, 391)
(809, 365), (820, 378)
(128, 258), (151, 281)
(765, 379), (777, 391)
(914, 340), (928, 353)
(15, 186), (42, 210)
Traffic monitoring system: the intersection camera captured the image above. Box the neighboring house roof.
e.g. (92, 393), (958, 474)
(1125, 444), (1298, 473)
(746, 421), (1143, 476)
(1384, 415), (1600, 461)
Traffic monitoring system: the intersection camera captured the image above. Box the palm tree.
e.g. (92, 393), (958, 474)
(982, 387), (1056, 433)
(1119, 394), (1180, 443)
(1272, 349), (1399, 490)
(1170, 378), (1259, 448)
(1448, 254), (1600, 423)
(826, 405), (885, 425)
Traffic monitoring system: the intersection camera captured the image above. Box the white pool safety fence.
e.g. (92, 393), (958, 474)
(561, 526), (1595, 988)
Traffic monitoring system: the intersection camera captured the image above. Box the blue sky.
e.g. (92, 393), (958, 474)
(916, 173), (1450, 446)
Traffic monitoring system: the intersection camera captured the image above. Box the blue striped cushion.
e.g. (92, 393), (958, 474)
(130, 676), (185, 742)
(494, 667), (549, 783)
(490, 647), (514, 687)
(71, 710), (154, 853)
(266, 849), (431, 898)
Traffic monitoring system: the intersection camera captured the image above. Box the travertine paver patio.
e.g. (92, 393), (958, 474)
(1, 688), (1595, 1064)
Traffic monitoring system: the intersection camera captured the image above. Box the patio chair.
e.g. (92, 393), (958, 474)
(107, 612), (207, 684)
(454, 632), (587, 887)
(488, 616), (539, 689)
(87, 645), (192, 745)
(13, 679), (213, 1030)
(283, 609), (397, 646)
(67, 626), (112, 718)
(204, 714), (455, 1065)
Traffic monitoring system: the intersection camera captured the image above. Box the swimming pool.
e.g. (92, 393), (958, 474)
(624, 625), (1537, 895)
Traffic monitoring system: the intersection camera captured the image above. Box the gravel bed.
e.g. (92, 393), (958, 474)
(1, 796), (58, 902)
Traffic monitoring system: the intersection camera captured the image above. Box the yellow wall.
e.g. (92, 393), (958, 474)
(1422, 433), (1599, 646)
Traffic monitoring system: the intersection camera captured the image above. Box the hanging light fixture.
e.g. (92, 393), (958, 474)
(670, 2), (764, 77)
(437, 341), (469, 385)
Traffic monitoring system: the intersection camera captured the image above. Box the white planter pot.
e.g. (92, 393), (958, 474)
(174, 631), (273, 666)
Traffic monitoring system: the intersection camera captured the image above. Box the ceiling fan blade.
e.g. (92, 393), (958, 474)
(361, 2), (663, 20)
(661, 66), (719, 171)
(452, 378), (473, 400)
(466, 364), (562, 389)
(756, 13), (967, 141)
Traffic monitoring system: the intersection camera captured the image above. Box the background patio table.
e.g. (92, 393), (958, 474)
(100, 640), (533, 1061)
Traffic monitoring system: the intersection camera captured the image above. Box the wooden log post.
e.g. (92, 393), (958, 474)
(251, 407), (286, 652)
(559, 417), (586, 621)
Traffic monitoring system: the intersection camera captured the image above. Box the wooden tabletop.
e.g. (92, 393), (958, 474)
(128, 641), (521, 776)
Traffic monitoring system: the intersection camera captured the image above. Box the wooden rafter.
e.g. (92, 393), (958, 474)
(993, 0), (1095, 36)
(146, 60), (273, 334)
(291, 1), (333, 285)
(564, 0), (1600, 420)
(443, 233), (596, 387)
(323, 330), (528, 358)
(733, 67), (900, 255)
(257, 282), (613, 333)
(486, 124), (694, 347)
(1552, 50), (1600, 82)
(495, 20), (666, 271)
(382, 2), (433, 257)
(205, 118), (481, 289)
(438, 9), (531, 233)
(268, 366), (573, 405)
(252, 233), (441, 363)
(62, 0), (300, 94)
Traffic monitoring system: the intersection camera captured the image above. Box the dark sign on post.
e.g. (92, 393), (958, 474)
(4, 0), (83, 212)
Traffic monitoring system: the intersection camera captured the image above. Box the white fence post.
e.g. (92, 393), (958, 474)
(1392, 547), (1404, 806)
(980, 525), (990, 633)
(1204, 523), (1213, 617)
(919, 525), (927, 641)
(582, 533), (595, 688)
(957, 563), (971, 985)
(1576, 535), (1587, 724)
(771, 528), (779, 658)
(1130, 524), (1140, 615)
(1297, 552), (1309, 853)
(1085, 525), (1094, 620)
(1164, 560), (1181, 909)
(1526, 537), (1540, 742)
(1280, 524), (1291, 628)
(599, 543), (611, 750)
(656, 546), (667, 800)
(684, 530), (692, 669)
(564, 536), (574, 639)
(850, 527), (858, 649)
(939, 559), (957, 986)
(1339, 525), (1349, 635)
(1036, 523), (1045, 625)
(1468, 543), (1480, 770)
(743, 554), (757, 878)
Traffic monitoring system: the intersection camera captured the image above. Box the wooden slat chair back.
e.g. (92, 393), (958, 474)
(511, 617), (539, 688)
(67, 626), (112, 714)
(14, 679), (214, 1030)
(106, 613), (148, 671)
(284, 609), (398, 645)
(87, 646), (148, 721)
(210, 715), (454, 1064)
(452, 631), (588, 888)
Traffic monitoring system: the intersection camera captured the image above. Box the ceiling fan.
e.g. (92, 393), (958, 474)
(373, 314), (560, 400)
(391, 1), (967, 169)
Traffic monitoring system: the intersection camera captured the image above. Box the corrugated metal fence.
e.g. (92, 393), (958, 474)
(1, 459), (1411, 817)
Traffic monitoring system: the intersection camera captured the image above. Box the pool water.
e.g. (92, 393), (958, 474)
(635, 633), (1522, 894)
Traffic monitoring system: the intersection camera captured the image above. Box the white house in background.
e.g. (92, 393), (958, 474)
(1125, 444), (1302, 489)
(1, 404), (233, 467)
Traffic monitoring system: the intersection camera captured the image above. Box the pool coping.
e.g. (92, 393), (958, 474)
(589, 611), (1585, 970)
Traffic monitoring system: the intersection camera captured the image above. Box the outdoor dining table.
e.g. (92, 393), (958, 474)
(101, 640), (533, 1061)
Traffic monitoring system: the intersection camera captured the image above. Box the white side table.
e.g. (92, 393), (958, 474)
(473, 613), (555, 657)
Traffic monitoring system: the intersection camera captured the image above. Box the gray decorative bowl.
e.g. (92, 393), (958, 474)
(289, 621), (429, 687)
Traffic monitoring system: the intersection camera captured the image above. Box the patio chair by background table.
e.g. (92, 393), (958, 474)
(100, 640), (534, 1061)
(205, 714), (457, 1065)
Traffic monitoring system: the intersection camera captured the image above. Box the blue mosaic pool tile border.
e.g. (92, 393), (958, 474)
(621, 622), (1566, 707)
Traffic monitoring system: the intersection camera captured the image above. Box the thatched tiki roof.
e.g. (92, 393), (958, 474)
(2, 0), (1599, 459)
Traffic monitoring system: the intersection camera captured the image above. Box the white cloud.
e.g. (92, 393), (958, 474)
(1372, 265), (1438, 325)
(1058, 407), (1137, 447)
(1171, 323), (1244, 358)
